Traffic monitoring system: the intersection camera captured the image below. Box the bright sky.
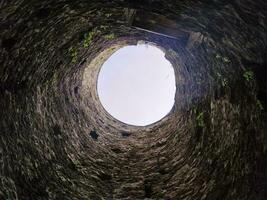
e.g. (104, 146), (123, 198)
(97, 44), (176, 126)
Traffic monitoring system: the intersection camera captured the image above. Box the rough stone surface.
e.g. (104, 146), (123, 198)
(0, 0), (267, 199)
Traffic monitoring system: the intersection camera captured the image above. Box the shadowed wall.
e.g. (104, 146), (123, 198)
(0, 0), (267, 199)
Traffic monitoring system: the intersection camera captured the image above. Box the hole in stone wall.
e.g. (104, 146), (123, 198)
(74, 86), (79, 95)
(90, 130), (99, 140)
(97, 43), (176, 126)
(144, 180), (152, 198)
(121, 132), (131, 137)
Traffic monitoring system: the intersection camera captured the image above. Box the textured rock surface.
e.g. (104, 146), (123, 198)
(0, 0), (267, 199)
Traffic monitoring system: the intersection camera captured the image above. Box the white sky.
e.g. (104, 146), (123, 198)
(97, 44), (176, 126)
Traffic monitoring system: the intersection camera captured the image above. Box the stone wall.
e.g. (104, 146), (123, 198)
(0, 0), (266, 199)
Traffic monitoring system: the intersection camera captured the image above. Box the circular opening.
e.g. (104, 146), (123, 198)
(97, 43), (176, 126)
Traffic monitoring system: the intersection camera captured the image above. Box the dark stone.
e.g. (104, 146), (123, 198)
(111, 148), (123, 154)
(144, 180), (152, 198)
(121, 132), (131, 137)
(158, 168), (167, 175)
(35, 8), (50, 19)
(250, 63), (267, 108)
(52, 124), (62, 135)
(90, 130), (99, 140)
(2, 37), (16, 50)
(74, 86), (79, 94)
(98, 173), (112, 181)
(195, 126), (202, 142)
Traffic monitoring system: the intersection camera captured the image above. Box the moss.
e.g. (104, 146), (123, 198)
(216, 72), (228, 87)
(222, 57), (230, 63)
(196, 112), (205, 127)
(222, 78), (228, 87)
(215, 54), (221, 59)
(215, 54), (231, 63)
(104, 33), (115, 40)
(68, 47), (77, 63)
(256, 99), (264, 111)
(194, 108), (205, 128)
(243, 70), (254, 82)
(105, 13), (112, 18)
(100, 25), (108, 30)
(83, 30), (95, 48)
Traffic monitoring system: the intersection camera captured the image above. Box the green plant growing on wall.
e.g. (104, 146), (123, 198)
(196, 112), (205, 127)
(105, 13), (112, 18)
(216, 72), (228, 87)
(83, 33), (92, 47)
(222, 57), (230, 63)
(104, 33), (115, 40)
(49, 72), (58, 85)
(256, 99), (264, 111)
(83, 30), (95, 48)
(215, 54), (231, 63)
(194, 108), (204, 128)
(222, 78), (228, 87)
(243, 70), (254, 82)
(100, 25), (108, 30)
(68, 47), (77, 63)
(215, 54), (221, 59)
